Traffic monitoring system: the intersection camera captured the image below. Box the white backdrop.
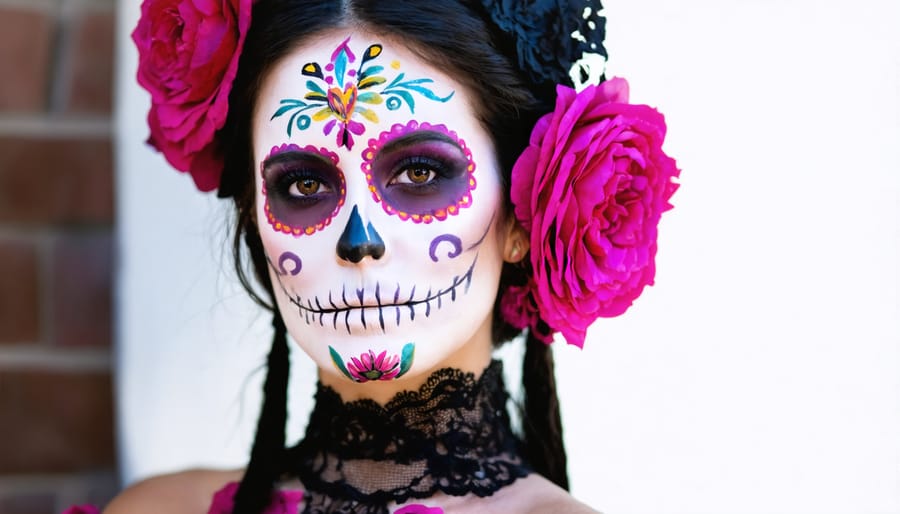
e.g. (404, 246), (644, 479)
(115, 1), (900, 513)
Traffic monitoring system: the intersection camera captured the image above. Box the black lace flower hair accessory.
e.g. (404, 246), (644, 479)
(479, 0), (608, 96)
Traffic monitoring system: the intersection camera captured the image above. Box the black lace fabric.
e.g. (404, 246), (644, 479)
(284, 360), (531, 514)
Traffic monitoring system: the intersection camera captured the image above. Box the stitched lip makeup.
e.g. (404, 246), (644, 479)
(275, 253), (478, 333)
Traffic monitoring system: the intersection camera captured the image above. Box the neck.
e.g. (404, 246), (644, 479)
(286, 359), (530, 512)
(317, 314), (495, 405)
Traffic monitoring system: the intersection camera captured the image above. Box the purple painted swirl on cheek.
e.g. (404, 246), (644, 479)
(278, 251), (302, 276)
(428, 234), (462, 262)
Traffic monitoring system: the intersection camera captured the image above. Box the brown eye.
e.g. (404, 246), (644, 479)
(393, 166), (436, 185)
(290, 178), (328, 197)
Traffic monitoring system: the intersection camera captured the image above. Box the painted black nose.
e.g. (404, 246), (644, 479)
(337, 205), (385, 263)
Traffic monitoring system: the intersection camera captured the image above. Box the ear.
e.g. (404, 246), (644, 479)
(502, 217), (530, 264)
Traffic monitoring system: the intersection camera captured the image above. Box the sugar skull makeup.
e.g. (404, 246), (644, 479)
(253, 32), (509, 385)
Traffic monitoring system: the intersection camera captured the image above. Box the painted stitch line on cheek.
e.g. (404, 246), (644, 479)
(361, 120), (477, 223)
(262, 143), (346, 237)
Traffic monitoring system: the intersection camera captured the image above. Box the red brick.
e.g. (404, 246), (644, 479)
(0, 7), (54, 112)
(0, 137), (114, 225)
(51, 232), (112, 348)
(66, 11), (115, 114)
(0, 370), (115, 474)
(0, 239), (41, 344)
(0, 492), (55, 514)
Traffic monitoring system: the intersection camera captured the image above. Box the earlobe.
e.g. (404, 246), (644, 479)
(503, 221), (529, 263)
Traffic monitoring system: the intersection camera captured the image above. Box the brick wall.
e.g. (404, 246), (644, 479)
(0, 0), (118, 511)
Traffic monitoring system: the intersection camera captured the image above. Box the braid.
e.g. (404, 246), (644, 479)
(232, 312), (290, 513)
(521, 331), (569, 490)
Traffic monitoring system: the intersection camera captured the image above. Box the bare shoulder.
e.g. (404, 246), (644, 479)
(104, 469), (243, 514)
(488, 474), (600, 514)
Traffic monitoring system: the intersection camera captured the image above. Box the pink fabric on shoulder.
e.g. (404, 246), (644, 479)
(61, 506), (100, 514)
(208, 482), (304, 514)
(394, 505), (444, 514)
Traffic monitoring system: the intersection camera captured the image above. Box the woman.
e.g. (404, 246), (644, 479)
(99, 0), (678, 512)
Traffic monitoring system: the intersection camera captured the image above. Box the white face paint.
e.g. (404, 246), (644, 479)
(252, 31), (507, 385)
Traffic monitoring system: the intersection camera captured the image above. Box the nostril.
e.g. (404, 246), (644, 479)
(337, 205), (385, 263)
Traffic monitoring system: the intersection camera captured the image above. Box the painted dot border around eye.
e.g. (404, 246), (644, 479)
(262, 143), (346, 237)
(360, 120), (477, 224)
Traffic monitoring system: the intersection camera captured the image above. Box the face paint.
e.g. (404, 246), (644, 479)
(429, 234), (463, 262)
(254, 31), (508, 386)
(329, 343), (415, 383)
(268, 251), (303, 276)
(270, 37), (454, 150)
(361, 121), (477, 223)
(262, 144), (345, 236)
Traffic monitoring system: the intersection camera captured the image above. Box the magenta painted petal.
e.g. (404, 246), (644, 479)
(374, 350), (386, 370)
(380, 368), (399, 380)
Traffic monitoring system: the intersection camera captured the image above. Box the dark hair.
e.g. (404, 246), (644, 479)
(218, 1), (568, 511)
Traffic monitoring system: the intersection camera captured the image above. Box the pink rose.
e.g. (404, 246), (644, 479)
(506, 77), (679, 347)
(131, 0), (253, 191)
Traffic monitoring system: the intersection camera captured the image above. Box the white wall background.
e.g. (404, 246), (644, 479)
(115, 1), (900, 513)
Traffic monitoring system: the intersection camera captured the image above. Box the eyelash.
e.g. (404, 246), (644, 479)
(388, 155), (455, 189)
(272, 168), (332, 202)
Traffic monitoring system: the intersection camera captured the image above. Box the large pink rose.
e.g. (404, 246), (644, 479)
(505, 77), (679, 348)
(131, 0), (252, 191)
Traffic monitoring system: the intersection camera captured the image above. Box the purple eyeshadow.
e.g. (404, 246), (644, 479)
(360, 121), (477, 223)
(262, 143), (346, 237)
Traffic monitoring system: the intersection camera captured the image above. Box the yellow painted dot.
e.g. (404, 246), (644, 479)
(391, 60), (401, 69)
(305, 226), (315, 235)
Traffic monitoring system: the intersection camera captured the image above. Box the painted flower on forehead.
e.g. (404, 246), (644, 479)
(503, 77), (680, 348)
(131, 0), (253, 191)
(270, 37), (454, 150)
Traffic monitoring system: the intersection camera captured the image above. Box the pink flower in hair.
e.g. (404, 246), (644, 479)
(131, 0), (253, 191)
(503, 77), (680, 347)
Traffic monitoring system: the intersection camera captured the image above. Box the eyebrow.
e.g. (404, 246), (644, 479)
(262, 149), (334, 172)
(379, 130), (463, 155)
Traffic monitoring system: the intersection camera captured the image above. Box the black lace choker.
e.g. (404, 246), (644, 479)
(284, 360), (531, 514)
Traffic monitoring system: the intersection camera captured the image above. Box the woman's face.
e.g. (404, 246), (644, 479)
(252, 30), (512, 386)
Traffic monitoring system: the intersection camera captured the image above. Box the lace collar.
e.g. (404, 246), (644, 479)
(284, 360), (530, 514)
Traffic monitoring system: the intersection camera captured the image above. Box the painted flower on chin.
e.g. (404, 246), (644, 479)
(504, 77), (680, 348)
(349, 350), (400, 382)
(330, 343), (415, 383)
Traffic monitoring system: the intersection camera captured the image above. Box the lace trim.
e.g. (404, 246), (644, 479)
(284, 360), (530, 514)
